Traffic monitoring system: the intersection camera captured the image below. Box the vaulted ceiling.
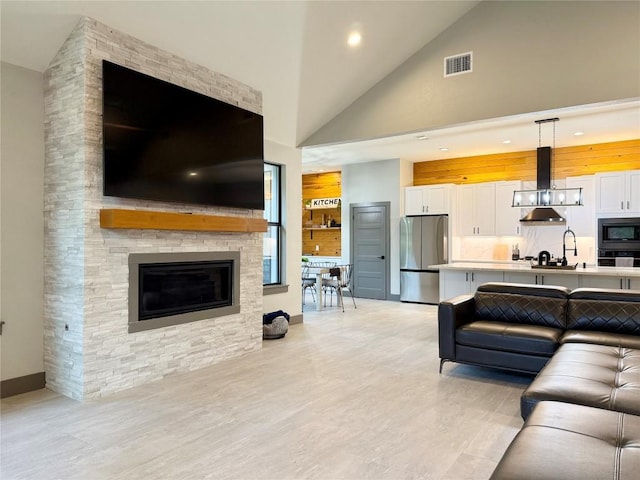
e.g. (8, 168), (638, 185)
(2, 1), (638, 173)
(0, 0), (478, 148)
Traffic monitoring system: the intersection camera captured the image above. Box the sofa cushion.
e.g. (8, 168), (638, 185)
(455, 345), (551, 374)
(456, 321), (563, 355)
(567, 292), (640, 336)
(520, 343), (640, 419)
(477, 282), (571, 299)
(570, 287), (640, 303)
(474, 292), (568, 328)
(562, 330), (640, 349)
(490, 401), (640, 480)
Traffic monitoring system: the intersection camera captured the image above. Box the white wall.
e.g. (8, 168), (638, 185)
(304, 1), (640, 146)
(342, 159), (403, 296)
(0, 62), (45, 381)
(263, 139), (303, 318)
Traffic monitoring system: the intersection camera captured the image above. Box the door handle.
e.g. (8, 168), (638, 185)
(378, 255), (385, 259)
(0, 320), (5, 335)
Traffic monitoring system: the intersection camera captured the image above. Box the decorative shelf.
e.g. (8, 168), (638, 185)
(303, 227), (341, 231)
(100, 209), (267, 233)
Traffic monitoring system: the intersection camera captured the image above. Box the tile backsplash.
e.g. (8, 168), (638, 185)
(455, 225), (596, 265)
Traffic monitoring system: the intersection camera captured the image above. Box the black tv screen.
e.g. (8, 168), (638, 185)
(102, 60), (264, 210)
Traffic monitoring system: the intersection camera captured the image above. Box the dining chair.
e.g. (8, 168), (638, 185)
(301, 263), (316, 305)
(309, 261), (337, 269)
(308, 261), (337, 308)
(323, 264), (357, 312)
(310, 261), (337, 287)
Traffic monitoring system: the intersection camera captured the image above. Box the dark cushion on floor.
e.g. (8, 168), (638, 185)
(263, 316), (288, 339)
(491, 401), (640, 480)
(456, 321), (563, 356)
(520, 343), (640, 420)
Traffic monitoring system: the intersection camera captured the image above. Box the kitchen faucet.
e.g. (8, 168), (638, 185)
(561, 227), (577, 266)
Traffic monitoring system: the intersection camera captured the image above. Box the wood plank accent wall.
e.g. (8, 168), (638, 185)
(302, 172), (342, 256)
(302, 171), (342, 198)
(413, 139), (640, 186)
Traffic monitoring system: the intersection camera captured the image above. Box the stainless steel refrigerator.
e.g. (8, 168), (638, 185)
(400, 215), (448, 304)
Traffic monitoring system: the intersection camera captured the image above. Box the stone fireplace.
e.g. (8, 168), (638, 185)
(43, 18), (264, 400)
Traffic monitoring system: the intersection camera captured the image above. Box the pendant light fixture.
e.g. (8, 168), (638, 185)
(512, 117), (583, 222)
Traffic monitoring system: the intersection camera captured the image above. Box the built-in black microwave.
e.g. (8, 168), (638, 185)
(597, 217), (640, 267)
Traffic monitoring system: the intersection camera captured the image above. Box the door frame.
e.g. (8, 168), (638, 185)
(349, 201), (391, 300)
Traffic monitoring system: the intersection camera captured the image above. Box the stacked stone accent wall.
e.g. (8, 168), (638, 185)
(44, 17), (263, 400)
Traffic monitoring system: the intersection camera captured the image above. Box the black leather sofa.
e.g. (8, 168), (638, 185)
(438, 282), (640, 375)
(437, 282), (640, 480)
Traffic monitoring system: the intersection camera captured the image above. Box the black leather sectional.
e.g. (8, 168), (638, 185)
(437, 282), (640, 480)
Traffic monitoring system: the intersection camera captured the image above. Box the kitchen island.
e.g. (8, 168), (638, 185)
(430, 261), (640, 301)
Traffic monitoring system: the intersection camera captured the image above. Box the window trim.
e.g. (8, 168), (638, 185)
(263, 162), (282, 286)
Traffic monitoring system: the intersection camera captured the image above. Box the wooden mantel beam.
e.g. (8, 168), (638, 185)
(99, 209), (267, 233)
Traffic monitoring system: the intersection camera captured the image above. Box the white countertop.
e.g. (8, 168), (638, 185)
(429, 261), (640, 277)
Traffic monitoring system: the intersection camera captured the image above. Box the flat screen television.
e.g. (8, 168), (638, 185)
(102, 60), (264, 210)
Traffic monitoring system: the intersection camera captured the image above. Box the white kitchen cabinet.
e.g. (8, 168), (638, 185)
(495, 181), (522, 236)
(441, 269), (504, 300)
(503, 271), (580, 289)
(565, 175), (595, 237)
(595, 170), (640, 215)
(405, 184), (453, 215)
(580, 275), (639, 290)
(457, 183), (496, 236)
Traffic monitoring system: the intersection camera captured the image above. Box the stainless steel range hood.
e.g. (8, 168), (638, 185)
(520, 206), (565, 222)
(512, 146), (583, 223)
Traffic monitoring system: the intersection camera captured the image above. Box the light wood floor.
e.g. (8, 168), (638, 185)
(1, 297), (532, 480)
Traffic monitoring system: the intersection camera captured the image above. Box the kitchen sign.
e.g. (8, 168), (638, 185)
(307, 197), (341, 209)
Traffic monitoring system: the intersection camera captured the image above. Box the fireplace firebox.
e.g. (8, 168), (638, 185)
(139, 260), (232, 320)
(128, 252), (240, 333)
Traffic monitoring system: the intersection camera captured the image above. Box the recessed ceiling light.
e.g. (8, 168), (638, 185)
(574, 131), (584, 136)
(416, 135), (428, 140)
(440, 147), (449, 152)
(347, 31), (362, 47)
(502, 140), (511, 144)
(188, 172), (198, 176)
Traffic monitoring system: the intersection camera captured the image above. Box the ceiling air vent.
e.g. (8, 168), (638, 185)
(444, 52), (472, 77)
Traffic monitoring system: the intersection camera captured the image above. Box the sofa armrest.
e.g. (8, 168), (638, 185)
(438, 294), (475, 362)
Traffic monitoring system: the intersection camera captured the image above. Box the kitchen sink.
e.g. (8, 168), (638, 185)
(531, 264), (578, 270)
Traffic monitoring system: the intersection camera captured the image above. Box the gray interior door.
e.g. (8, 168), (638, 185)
(351, 203), (389, 300)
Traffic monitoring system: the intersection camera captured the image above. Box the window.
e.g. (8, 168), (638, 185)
(263, 163), (281, 285)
